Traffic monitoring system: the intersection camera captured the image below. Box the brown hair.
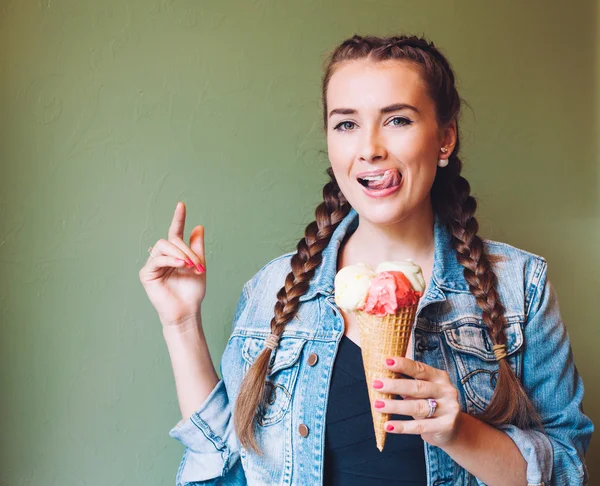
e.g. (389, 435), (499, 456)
(234, 33), (540, 454)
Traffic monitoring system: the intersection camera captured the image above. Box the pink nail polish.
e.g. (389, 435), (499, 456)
(386, 424), (395, 431)
(386, 358), (395, 366)
(374, 400), (385, 409)
(373, 380), (383, 389)
(185, 258), (193, 266)
(196, 263), (205, 273)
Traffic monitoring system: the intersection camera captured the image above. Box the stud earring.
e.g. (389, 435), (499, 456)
(438, 147), (449, 167)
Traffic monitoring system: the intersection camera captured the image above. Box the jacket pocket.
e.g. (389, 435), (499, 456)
(241, 335), (307, 426)
(443, 316), (524, 412)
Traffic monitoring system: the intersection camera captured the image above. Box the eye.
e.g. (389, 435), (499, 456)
(333, 116), (413, 132)
(333, 121), (356, 132)
(389, 116), (412, 127)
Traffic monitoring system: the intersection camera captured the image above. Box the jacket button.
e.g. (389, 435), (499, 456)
(298, 424), (309, 438)
(307, 353), (319, 366)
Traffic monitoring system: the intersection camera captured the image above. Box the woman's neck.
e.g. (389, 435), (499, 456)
(340, 204), (435, 270)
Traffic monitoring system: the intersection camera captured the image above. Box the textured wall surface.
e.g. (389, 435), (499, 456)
(0, 0), (597, 484)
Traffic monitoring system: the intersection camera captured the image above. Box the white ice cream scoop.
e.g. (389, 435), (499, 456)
(375, 259), (426, 293)
(334, 263), (376, 311)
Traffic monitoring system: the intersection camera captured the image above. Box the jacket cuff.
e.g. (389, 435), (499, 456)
(169, 379), (236, 481)
(474, 424), (553, 486)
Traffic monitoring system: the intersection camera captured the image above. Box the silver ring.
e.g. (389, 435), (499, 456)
(426, 398), (438, 418)
(148, 246), (156, 258)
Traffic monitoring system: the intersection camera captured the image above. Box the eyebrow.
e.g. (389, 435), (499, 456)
(328, 103), (420, 118)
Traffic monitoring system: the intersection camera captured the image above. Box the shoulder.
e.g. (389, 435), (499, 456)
(234, 250), (323, 335)
(246, 251), (295, 290)
(231, 252), (295, 332)
(481, 236), (548, 317)
(481, 236), (547, 275)
(482, 236), (544, 261)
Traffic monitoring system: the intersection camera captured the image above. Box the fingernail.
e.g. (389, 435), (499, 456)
(185, 258), (193, 266)
(386, 424), (395, 431)
(373, 380), (383, 389)
(374, 400), (385, 409)
(386, 358), (395, 366)
(196, 263), (205, 273)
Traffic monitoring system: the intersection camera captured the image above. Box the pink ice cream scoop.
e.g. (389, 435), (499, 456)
(359, 271), (422, 317)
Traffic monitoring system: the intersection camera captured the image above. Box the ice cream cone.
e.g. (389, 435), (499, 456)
(355, 304), (418, 452)
(334, 260), (425, 451)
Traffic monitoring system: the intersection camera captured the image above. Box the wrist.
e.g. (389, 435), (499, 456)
(162, 312), (202, 338)
(436, 412), (529, 485)
(438, 411), (470, 452)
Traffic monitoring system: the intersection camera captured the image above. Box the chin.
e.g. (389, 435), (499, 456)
(352, 202), (409, 226)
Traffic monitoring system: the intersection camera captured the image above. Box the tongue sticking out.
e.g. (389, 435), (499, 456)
(367, 169), (401, 190)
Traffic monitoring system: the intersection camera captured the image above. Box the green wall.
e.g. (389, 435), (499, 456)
(1, 0), (597, 484)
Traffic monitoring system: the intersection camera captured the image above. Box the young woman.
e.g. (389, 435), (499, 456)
(139, 34), (593, 485)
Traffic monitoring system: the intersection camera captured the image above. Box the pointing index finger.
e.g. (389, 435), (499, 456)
(168, 202), (186, 241)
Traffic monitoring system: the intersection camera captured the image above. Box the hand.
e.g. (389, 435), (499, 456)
(139, 201), (207, 328)
(371, 356), (462, 448)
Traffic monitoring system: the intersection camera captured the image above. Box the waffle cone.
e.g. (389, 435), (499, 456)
(355, 304), (418, 452)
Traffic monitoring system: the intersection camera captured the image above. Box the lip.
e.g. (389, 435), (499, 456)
(359, 176), (403, 198)
(355, 168), (400, 179)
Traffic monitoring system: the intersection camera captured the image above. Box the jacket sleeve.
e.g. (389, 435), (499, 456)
(168, 282), (251, 486)
(481, 259), (593, 486)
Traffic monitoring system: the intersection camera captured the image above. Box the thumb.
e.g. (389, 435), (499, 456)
(189, 225), (206, 267)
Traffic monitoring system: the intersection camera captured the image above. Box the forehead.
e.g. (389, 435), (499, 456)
(327, 59), (430, 112)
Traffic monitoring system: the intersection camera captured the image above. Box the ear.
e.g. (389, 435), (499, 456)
(440, 119), (457, 156)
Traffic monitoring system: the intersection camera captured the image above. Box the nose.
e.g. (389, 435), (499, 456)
(358, 126), (387, 163)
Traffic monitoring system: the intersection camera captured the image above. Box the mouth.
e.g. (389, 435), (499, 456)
(357, 168), (402, 191)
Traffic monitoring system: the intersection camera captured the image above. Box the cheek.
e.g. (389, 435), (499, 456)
(327, 142), (354, 177)
(391, 132), (433, 159)
(327, 136), (353, 162)
(405, 161), (438, 190)
(329, 164), (352, 195)
(393, 136), (439, 178)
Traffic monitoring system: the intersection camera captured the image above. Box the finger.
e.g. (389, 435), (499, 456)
(373, 398), (436, 419)
(372, 377), (441, 399)
(170, 236), (205, 273)
(384, 357), (446, 384)
(189, 225), (206, 270)
(384, 418), (440, 435)
(148, 239), (195, 267)
(143, 255), (187, 277)
(168, 202), (186, 241)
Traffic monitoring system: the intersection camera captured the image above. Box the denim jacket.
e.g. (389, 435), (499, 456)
(169, 208), (593, 486)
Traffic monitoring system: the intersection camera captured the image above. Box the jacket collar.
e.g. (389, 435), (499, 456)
(299, 207), (471, 302)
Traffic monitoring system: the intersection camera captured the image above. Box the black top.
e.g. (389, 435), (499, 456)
(323, 334), (427, 485)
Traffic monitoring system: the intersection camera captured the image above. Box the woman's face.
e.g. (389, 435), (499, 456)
(326, 59), (454, 226)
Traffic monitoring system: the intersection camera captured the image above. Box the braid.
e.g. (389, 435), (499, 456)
(439, 153), (542, 429)
(234, 167), (351, 454)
